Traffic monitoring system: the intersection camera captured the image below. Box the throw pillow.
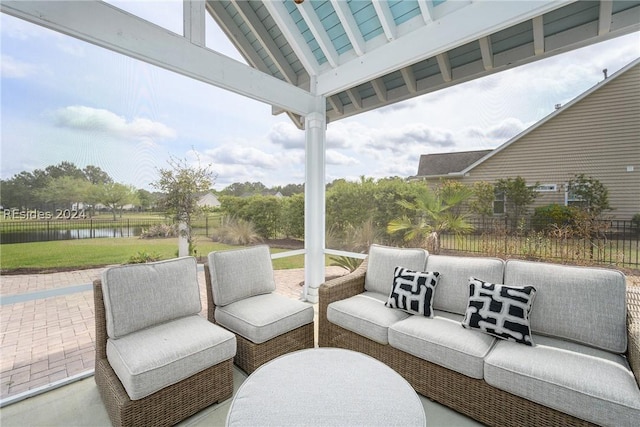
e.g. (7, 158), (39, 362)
(462, 277), (536, 346)
(385, 267), (440, 317)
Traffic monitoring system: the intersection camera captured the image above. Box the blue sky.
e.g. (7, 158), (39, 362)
(1, 2), (639, 190)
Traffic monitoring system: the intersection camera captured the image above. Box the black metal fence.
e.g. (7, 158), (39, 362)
(440, 218), (640, 269)
(0, 218), (165, 244)
(0, 215), (224, 244)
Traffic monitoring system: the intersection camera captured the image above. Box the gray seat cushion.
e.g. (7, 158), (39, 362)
(107, 315), (236, 400)
(504, 260), (627, 352)
(364, 244), (428, 295)
(215, 293), (314, 344)
(426, 255), (505, 315)
(484, 335), (640, 427)
(102, 257), (201, 339)
(389, 310), (496, 379)
(208, 245), (276, 307)
(327, 291), (410, 345)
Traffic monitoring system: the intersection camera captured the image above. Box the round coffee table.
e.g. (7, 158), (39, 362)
(226, 348), (426, 426)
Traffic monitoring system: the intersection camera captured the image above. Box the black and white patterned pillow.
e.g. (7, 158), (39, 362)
(462, 277), (536, 346)
(385, 267), (440, 317)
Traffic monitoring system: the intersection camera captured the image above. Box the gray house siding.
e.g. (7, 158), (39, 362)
(422, 60), (640, 220)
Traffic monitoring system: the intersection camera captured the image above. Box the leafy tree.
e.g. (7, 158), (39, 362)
(387, 184), (473, 254)
(494, 176), (538, 230)
(567, 174), (610, 217)
(282, 193), (304, 238)
(221, 181), (267, 197)
(95, 182), (139, 220)
(136, 189), (157, 211)
(274, 183), (304, 196)
(326, 177), (377, 238)
(37, 176), (91, 210)
(83, 165), (113, 185)
(152, 155), (216, 255)
(44, 161), (85, 180)
(469, 181), (495, 223)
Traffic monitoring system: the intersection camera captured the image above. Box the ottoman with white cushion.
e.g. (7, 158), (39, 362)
(226, 348), (426, 426)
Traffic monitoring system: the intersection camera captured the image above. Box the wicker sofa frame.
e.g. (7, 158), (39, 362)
(93, 280), (234, 427)
(204, 264), (314, 374)
(319, 258), (640, 427)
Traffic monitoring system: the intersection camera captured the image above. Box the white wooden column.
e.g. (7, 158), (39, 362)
(303, 97), (326, 303)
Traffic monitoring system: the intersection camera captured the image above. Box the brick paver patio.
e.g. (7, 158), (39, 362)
(0, 266), (345, 401)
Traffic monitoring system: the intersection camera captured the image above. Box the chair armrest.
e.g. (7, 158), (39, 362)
(627, 285), (640, 389)
(93, 279), (108, 360)
(318, 257), (368, 347)
(319, 257), (368, 305)
(203, 263), (217, 323)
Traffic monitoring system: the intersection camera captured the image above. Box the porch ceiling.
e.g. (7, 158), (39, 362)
(206, 0), (640, 126)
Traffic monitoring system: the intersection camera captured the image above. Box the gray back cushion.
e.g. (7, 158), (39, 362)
(427, 255), (505, 315)
(102, 256), (201, 339)
(364, 244), (428, 295)
(504, 260), (627, 353)
(208, 245), (276, 306)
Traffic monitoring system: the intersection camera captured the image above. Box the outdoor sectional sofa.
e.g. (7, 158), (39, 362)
(319, 244), (640, 427)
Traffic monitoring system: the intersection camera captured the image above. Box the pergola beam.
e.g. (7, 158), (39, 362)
(1, 0), (314, 115)
(599, 0), (613, 35)
(317, 1), (569, 95)
(331, 0), (365, 56)
(297, 1), (339, 68)
(372, 0), (397, 41)
(183, 0), (205, 47)
(262, 0), (320, 78)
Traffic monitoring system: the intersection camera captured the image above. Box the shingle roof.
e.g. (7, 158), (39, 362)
(416, 150), (492, 177)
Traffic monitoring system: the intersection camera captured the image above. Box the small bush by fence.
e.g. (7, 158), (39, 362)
(440, 218), (640, 269)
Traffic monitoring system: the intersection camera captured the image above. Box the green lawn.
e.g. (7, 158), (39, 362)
(0, 237), (310, 271)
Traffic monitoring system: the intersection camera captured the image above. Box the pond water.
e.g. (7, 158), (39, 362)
(0, 227), (143, 244)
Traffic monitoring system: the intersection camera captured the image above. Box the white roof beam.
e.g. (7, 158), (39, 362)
(599, 0), (613, 35)
(479, 36), (494, 70)
(231, 0), (298, 84)
(371, 78), (387, 102)
(533, 15), (545, 55)
(297, 1), (339, 68)
(417, 0), (434, 23)
(372, 0), (397, 41)
(436, 53), (452, 82)
(330, 0), (365, 56)
(317, 1), (569, 95)
(1, 0), (314, 115)
(206, 1), (270, 74)
(183, 0), (205, 46)
(401, 66), (417, 93)
(262, 0), (320, 77)
(328, 95), (344, 116)
(346, 89), (362, 110)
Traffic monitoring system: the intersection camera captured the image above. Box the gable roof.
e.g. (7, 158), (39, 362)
(415, 150), (492, 177)
(414, 57), (640, 179)
(456, 57), (640, 175)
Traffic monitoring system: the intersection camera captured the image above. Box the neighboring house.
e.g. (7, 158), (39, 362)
(413, 58), (640, 220)
(197, 192), (221, 208)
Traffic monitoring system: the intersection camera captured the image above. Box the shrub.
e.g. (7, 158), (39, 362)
(532, 204), (574, 231)
(140, 223), (178, 238)
(211, 216), (262, 246)
(128, 251), (162, 264)
(632, 213), (640, 234)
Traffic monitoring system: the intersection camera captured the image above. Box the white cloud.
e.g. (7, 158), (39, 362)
(52, 106), (176, 140)
(1, 55), (38, 78)
(203, 145), (281, 170)
(326, 150), (358, 166)
(464, 118), (528, 146)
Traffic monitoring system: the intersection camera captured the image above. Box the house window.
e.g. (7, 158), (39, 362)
(566, 188), (586, 208)
(493, 190), (505, 215)
(534, 184), (557, 192)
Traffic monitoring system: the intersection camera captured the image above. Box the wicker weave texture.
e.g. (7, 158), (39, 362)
(93, 280), (234, 427)
(204, 263), (314, 374)
(316, 258), (631, 427)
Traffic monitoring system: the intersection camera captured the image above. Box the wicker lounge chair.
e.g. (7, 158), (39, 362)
(93, 257), (236, 427)
(205, 245), (314, 374)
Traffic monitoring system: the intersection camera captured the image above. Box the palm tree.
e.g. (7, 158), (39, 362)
(387, 184), (473, 254)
